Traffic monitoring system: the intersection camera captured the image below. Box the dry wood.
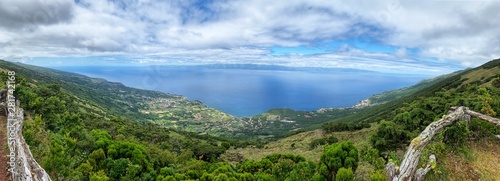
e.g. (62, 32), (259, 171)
(414, 154), (436, 181)
(387, 106), (500, 181)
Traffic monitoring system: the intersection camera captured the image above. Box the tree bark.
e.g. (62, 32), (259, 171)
(387, 106), (500, 181)
(414, 154), (435, 181)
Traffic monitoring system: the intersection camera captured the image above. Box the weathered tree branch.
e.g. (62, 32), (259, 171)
(386, 162), (397, 181)
(387, 106), (500, 181)
(414, 154), (436, 181)
(462, 108), (500, 126)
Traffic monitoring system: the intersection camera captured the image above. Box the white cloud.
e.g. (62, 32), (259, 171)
(0, 0), (74, 29)
(0, 0), (498, 74)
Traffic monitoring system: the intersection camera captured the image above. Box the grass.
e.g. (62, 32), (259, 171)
(470, 139), (500, 181)
(426, 139), (500, 181)
(460, 67), (500, 86)
(226, 121), (499, 181)
(224, 123), (378, 163)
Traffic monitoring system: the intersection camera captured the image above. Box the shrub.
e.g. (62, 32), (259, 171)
(335, 168), (354, 181)
(319, 141), (358, 181)
(309, 136), (339, 149)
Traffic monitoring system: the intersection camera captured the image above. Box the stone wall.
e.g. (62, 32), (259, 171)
(6, 107), (51, 181)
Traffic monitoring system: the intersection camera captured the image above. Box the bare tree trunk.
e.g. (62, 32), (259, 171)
(414, 155), (436, 181)
(387, 106), (500, 181)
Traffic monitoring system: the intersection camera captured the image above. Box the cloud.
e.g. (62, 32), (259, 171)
(0, 0), (74, 30)
(395, 47), (407, 59)
(0, 0), (499, 74)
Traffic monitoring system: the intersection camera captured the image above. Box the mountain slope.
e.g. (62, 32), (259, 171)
(228, 58), (500, 180)
(5, 60), (458, 142)
(1, 60), (255, 180)
(0, 61), (244, 136)
(2, 58), (499, 180)
(322, 59), (499, 125)
(354, 70), (464, 108)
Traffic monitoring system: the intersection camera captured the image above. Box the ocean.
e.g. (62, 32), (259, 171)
(50, 65), (429, 117)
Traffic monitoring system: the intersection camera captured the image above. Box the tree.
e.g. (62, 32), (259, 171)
(214, 173), (230, 181)
(478, 88), (496, 116)
(319, 141), (359, 181)
(238, 173), (254, 181)
(370, 120), (409, 153)
(286, 161), (316, 181)
(90, 170), (110, 181)
(369, 171), (387, 181)
(492, 77), (500, 88)
(272, 158), (295, 180)
(335, 168), (354, 181)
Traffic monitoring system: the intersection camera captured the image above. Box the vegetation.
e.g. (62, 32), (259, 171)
(322, 122), (371, 133)
(319, 141), (358, 181)
(309, 136), (339, 149)
(230, 58), (500, 180)
(1, 58), (500, 180)
(0, 60), (366, 180)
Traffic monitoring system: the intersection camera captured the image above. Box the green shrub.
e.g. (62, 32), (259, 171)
(319, 141), (358, 181)
(369, 171), (387, 181)
(309, 136), (338, 149)
(335, 168), (354, 181)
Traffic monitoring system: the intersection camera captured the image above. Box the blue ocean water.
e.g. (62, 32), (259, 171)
(50, 65), (429, 117)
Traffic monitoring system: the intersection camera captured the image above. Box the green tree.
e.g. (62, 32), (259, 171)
(319, 141), (358, 181)
(335, 168), (354, 181)
(272, 158), (295, 180)
(90, 170), (110, 181)
(286, 161), (316, 181)
(492, 77), (500, 88)
(200, 173), (214, 181)
(478, 87), (496, 116)
(214, 173), (230, 181)
(370, 120), (409, 153)
(107, 158), (132, 179)
(238, 173), (255, 181)
(88, 148), (106, 170)
(369, 171), (387, 181)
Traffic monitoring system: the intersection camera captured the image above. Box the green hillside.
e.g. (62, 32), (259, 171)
(0, 60), (251, 180)
(0, 61), (364, 141)
(0, 61), (249, 137)
(1, 59), (499, 180)
(361, 70), (464, 107)
(1, 61), (450, 142)
(230, 58), (500, 180)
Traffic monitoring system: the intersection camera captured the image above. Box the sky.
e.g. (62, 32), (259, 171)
(1, 0), (499, 75)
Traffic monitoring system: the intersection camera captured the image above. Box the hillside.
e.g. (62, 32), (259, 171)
(353, 70), (464, 108)
(228, 58), (500, 180)
(0, 61), (242, 135)
(1, 59), (499, 180)
(0, 60), (253, 180)
(2, 60), (450, 142)
(0, 61), (367, 141)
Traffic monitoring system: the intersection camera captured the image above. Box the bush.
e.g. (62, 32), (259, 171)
(492, 78), (500, 88)
(319, 141), (358, 181)
(370, 120), (409, 153)
(335, 168), (354, 181)
(309, 136), (339, 149)
(322, 122), (370, 133)
(369, 171), (387, 181)
(443, 119), (470, 148)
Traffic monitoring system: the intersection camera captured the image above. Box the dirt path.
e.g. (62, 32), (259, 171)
(0, 116), (11, 181)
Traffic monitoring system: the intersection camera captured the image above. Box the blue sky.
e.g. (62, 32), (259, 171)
(1, 0), (499, 75)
